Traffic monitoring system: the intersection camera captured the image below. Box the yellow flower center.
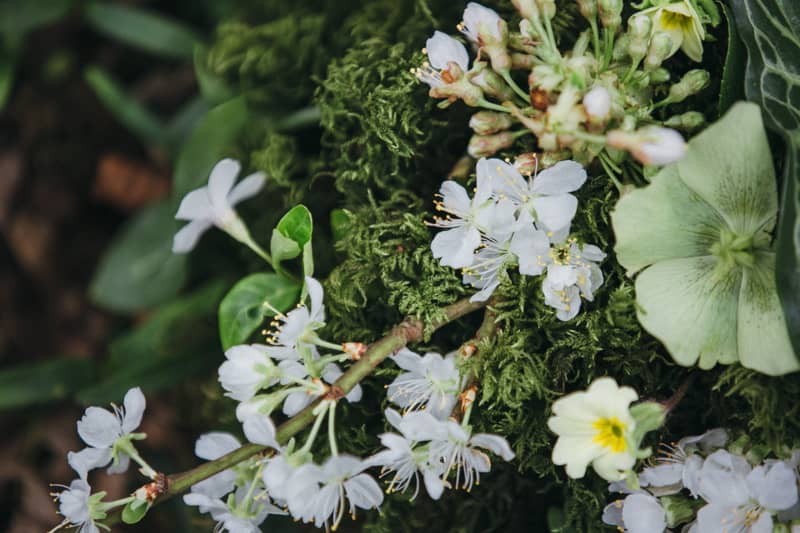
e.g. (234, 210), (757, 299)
(659, 10), (692, 33)
(592, 417), (628, 453)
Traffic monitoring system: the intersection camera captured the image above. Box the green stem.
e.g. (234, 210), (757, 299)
(599, 152), (624, 193)
(328, 401), (338, 456)
(500, 70), (530, 103)
(102, 297), (485, 527)
(589, 19), (601, 59)
(477, 98), (512, 114)
(543, 16), (559, 59)
(116, 440), (157, 479)
(568, 129), (607, 144)
(299, 406), (328, 456)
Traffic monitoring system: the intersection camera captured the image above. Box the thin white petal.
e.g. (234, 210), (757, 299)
(172, 219), (213, 253)
(121, 387), (146, 434)
(228, 172), (266, 206)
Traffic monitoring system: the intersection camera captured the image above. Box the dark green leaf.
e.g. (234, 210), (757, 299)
(84, 2), (200, 59)
(84, 66), (165, 146)
(732, 0), (800, 354)
(90, 201), (187, 313)
(0, 0), (71, 37)
(717, 4), (746, 115)
(0, 357), (94, 410)
(122, 500), (150, 524)
(271, 204), (313, 264)
(172, 97), (248, 197)
(164, 95), (209, 151)
(218, 273), (301, 349)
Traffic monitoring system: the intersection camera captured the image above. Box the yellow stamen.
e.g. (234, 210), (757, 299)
(592, 417), (628, 453)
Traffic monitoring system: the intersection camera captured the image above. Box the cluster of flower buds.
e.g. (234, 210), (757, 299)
(415, 1), (719, 177)
(603, 429), (800, 533)
(429, 156), (606, 320)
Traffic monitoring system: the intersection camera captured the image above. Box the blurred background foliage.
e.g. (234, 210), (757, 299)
(0, 0), (797, 531)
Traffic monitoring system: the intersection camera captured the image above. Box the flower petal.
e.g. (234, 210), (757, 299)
(469, 433), (515, 461)
(227, 172), (266, 206)
(195, 432), (241, 460)
(622, 494), (666, 533)
(344, 473), (384, 510)
(68, 448), (112, 479)
(207, 159), (240, 211)
(426, 31), (469, 72)
(243, 416), (280, 448)
(77, 407), (121, 448)
(531, 160), (586, 194)
(532, 194), (577, 233)
(175, 188), (212, 221)
(172, 219), (213, 253)
(121, 387), (146, 434)
(431, 226), (482, 268)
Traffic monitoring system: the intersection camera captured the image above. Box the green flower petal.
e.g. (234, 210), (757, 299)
(612, 165), (726, 275)
(678, 102), (777, 237)
(738, 252), (799, 375)
(635, 256), (740, 369)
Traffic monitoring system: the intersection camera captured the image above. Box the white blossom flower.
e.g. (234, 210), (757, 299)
(416, 31), (470, 89)
(510, 212), (552, 277)
(218, 344), (281, 402)
(602, 493), (667, 533)
(387, 349), (462, 418)
(368, 409), (450, 500)
(696, 451), (798, 533)
(583, 86), (612, 121)
(264, 276), (326, 361)
(183, 483), (283, 533)
(285, 455), (383, 529)
(541, 241), (605, 321)
(459, 2), (504, 45)
(173, 158), (266, 253)
(278, 362), (362, 417)
(547, 377), (638, 481)
(641, 0), (705, 62)
(75, 387), (146, 475)
(430, 167), (495, 268)
(189, 433), (242, 499)
(490, 158), (587, 236)
(55, 478), (104, 533)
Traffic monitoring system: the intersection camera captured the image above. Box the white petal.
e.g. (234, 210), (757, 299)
(640, 463), (683, 488)
(592, 451), (636, 482)
(207, 159), (240, 211)
(172, 219), (213, 253)
(426, 31), (469, 71)
(469, 433), (515, 461)
(59, 479), (91, 523)
(439, 180), (472, 216)
(510, 223), (550, 276)
(345, 383), (363, 403)
(622, 493), (666, 533)
(602, 500), (624, 527)
(344, 474), (384, 510)
(384, 408), (403, 430)
(283, 391), (313, 417)
(106, 453), (131, 475)
(77, 407), (120, 448)
(304, 276), (325, 323)
(175, 188), (212, 221)
(748, 462), (799, 511)
(423, 469), (445, 500)
(697, 450), (751, 506)
(431, 226), (482, 268)
(228, 172), (266, 206)
(68, 448), (112, 479)
(243, 416), (280, 448)
(531, 160), (587, 194)
(390, 348), (424, 372)
(532, 194), (578, 233)
(121, 387), (146, 434)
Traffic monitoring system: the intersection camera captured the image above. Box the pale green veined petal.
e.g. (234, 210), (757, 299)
(635, 256), (740, 368)
(612, 165), (725, 275)
(677, 102), (777, 237)
(738, 252), (799, 375)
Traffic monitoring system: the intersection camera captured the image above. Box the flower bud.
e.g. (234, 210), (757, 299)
(598, 0), (622, 31)
(583, 86), (611, 121)
(467, 131), (516, 158)
(576, 0), (597, 21)
(342, 342), (366, 360)
(469, 111), (514, 135)
(512, 0), (540, 20)
(664, 111), (705, 131)
(649, 67), (670, 83)
(469, 62), (515, 101)
(607, 126), (687, 166)
(536, 0), (556, 20)
(612, 33), (630, 61)
(513, 152), (539, 175)
(459, 4), (511, 72)
(644, 32), (675, 70)
(667, 69), (710, 102)
(511, 53), (536, 69)
(659, 496), (698, 528)
(626, 14), (652, 63)
(428, 77), (484, 107)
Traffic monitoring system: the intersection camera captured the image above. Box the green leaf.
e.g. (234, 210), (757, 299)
(84, 66), (165, 147)
(84, 2), (200, 59)
(717, 3), (746, 114)
(270, 204), (313, 264)
(330, 208), (353, 244)
(90, 200), (187, 313)
(193, 45), (234, 105)
(731, 0), (800, 354)
(79, 281), (226, 404)
(0, 45), (16, 111)
(122, 500), (150, 524)
(218, 273), (301, 349)
(0, 0), (71, 37)
(0, 357), (94, 410)
(172, 97), (248, 197)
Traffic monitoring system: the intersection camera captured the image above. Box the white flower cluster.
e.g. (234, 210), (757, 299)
(430, 157), (605, 319)
(218, 276), (363, 421)
(603, 429), (800, 533)
(369, 347), (515, 499)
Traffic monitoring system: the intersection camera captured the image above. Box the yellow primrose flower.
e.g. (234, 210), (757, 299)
(642, 1), (705, 62)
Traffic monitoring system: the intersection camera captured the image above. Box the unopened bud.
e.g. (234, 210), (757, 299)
(536, 0), (556, 19)
(429, 77), (484, 107)
(607, 126), (687, 166)
(469, 111), (514, 135)
(626, 14), (652, 62)
(612, 33), (630, 61)
(668, 69), (710, 102)
(664, 111), (705, 131)
(583, 86), (611, 121)
(342, 342), (367, 360)
(519, 18), (538, 39)
(577, 0), (597, 21)
(511, 53), (536, 69)
(512, 0), (540, 20)
(468, 131), (516, 158)
(469, 63), (515, 101)
(645, 32), (675, 70)
(649, 67), (670, 84)
(598, 0), (622, 30)
(659, 496), (699, 528)
(513, 152), (539, 175)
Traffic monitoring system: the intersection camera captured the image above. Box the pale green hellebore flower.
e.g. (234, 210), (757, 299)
(641, 0), (705, 62)
(611, 102), (798, 376)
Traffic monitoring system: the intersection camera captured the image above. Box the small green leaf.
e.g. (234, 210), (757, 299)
(330, 208), (353, 244)
(122, 500), (150, 524)
(90, 201), (187, 313)
(271, 204), (313, 264)
(84, 2), (200, 59)
(218, 273), (301, 349)
(0, 357), (94, 410)
(84, 66), (165, 147)
(172, 97), (248, 197)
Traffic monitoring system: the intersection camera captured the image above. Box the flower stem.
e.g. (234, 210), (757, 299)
(500, 70), (530, 103)
(328, 401), (338, 456)
(299, 406), (328, 456)
(100, 297), (486, 527)
(477, 98), (512, 114)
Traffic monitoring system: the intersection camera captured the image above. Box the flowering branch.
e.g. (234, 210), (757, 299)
(104, 296), (485, 526)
